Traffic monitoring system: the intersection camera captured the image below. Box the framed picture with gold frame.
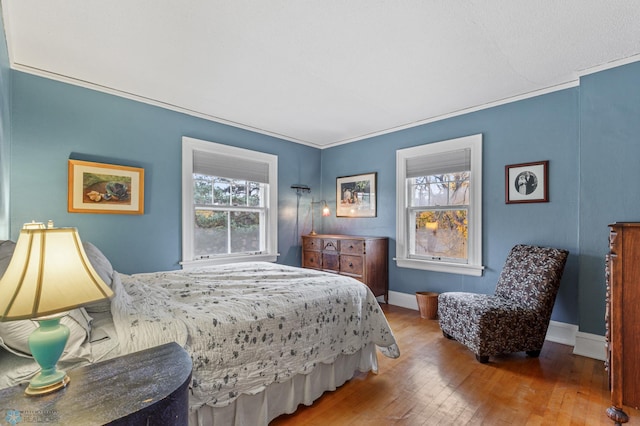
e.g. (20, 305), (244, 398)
(68, 160), (144, 214)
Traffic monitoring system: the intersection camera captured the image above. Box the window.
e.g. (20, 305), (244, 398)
(181, 137), (278, 268)
(396, 134), (483, 276)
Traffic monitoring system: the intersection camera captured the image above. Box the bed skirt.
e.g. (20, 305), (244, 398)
(189, 344), (378, 426)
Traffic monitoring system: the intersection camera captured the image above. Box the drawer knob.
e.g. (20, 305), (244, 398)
(349, 262), (353, 267)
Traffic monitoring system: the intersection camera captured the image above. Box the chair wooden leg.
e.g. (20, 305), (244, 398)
(526, 350), (541, 358)
(475, 354), (489, 363)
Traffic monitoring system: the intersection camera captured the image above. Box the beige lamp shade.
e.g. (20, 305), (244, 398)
(0, 223), (114, 321)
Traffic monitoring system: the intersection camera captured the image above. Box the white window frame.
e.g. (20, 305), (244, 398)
(181, 136), (278, 269)
(396, 134), (484, 276)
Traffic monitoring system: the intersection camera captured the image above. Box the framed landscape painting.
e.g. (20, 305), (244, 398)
(68, 160), (144, 214)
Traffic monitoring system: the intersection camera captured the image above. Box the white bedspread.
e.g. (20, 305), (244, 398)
(110, 262), (399, 411)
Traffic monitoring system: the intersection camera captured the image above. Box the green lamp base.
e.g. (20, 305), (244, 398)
(26, 316), (71, 396)
(25, 374), (70, 396)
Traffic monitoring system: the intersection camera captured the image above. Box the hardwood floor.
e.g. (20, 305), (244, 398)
(271, 304), (640, 425)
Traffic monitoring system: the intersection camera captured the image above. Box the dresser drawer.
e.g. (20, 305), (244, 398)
(340, 254), (364, 277)
(339, 239), (364, 255)
(303, 250), (322, 269)
(303, 237), (322, 251)
(323, 252), (339, 271)
(323, 238), (339, 252)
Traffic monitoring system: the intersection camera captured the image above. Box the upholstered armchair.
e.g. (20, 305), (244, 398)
(438, 244), (569, 363)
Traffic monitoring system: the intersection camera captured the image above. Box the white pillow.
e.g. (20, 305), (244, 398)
(0, 240), (16, 278)
(0, 308), (93, 362)
(82, 242), (115, 313)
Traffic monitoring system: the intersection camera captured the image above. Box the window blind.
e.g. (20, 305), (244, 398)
(193, 150), (270, 183)
(406, 148), (471, 178)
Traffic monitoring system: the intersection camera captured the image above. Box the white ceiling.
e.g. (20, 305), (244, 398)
(2, 1), (640, 148)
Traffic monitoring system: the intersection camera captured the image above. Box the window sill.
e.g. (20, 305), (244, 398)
(180, 253), (279, 270)
(395, 258), (484, 276)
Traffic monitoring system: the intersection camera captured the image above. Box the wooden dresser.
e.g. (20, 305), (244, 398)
(302, 234), (389, 303)
(606, 223), (640, 425)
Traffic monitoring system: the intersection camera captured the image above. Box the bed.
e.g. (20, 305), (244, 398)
(0, 240), (400, 425)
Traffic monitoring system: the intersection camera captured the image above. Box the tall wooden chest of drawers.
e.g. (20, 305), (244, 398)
(302, 234), (389, 303)
(606, 223), (640, 425)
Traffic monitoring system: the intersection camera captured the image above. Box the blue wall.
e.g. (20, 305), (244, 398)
(578, 61), (640, 334)
(10, 72), (321, 274)
(320, 89), (580, 326)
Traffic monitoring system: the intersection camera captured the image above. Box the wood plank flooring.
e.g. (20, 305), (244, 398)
(271, 304), (640, 425)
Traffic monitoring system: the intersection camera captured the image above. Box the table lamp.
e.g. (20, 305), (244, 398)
(0, 221), (114, 396)
(309, 198), (330, 235)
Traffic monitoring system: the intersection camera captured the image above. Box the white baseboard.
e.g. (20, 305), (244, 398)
(388, 290), (420, 310)
(387, 290), (605, 361)
(573, 331), (606, 361)
(545, 320), (578, 346)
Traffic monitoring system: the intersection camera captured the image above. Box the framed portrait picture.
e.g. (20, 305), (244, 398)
(68, 159), (145, 214)
(336, 172), (377, 217)
(505, 160), (548, 204)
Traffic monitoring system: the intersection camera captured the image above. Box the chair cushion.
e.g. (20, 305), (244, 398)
(438, 292), (546, 356)
(494, 244), (568, 313)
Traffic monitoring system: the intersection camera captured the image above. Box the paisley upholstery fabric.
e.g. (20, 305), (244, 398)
(438, 244), (568, 360)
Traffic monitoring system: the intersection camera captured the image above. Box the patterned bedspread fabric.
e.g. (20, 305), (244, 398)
(110, 262), (399, 410)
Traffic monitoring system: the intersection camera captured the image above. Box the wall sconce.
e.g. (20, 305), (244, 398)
(0, 221), (113, 395)
(291, 184), (311, 195)
(310, 198), (330, 235)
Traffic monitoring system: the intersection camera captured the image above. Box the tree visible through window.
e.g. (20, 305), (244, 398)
(193, 175), (265, 257)
(410, 173), (469, 262)
(396, 134), (483, 276)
